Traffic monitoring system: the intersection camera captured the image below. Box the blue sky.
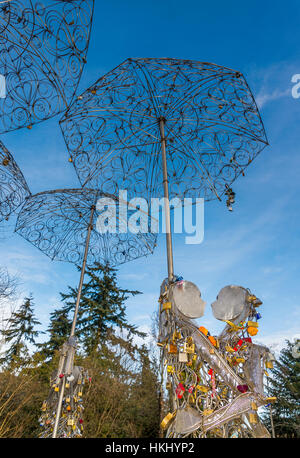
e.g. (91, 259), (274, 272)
(1, 0), (300, 354)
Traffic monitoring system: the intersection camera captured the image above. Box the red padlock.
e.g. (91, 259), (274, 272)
(175, 383), (185, 399)
(237, 384), (248, 393)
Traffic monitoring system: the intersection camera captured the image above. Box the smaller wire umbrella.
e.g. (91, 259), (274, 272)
(15, 187), (157, 437)
(0, 140), (30, 223)
(0, 0), (94, 133)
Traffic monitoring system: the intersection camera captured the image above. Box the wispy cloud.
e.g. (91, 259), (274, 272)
(256, 88), (290, 109)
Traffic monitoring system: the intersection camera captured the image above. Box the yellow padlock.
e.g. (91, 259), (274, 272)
(161, 412), (175, 430)
(249, 413), (258, 424)
(264, 396), (277, 404)
(196, 385), (210, 393)
(251, 401), (258, 411)
(247, 321), (258, 328)
(235, 357), (245, 364)
(162, 302), (172, 312)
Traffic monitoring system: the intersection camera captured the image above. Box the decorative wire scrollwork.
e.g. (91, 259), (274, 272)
(60, 57), (268, 203)
(0, 140), (30, 222)
(15, 188), (157, 267)
(158, 280), (273, 438)
(0, 0), (94, 133)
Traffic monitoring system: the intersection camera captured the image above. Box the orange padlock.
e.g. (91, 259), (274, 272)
(198, 326), (208, 336)
(208, 335), (217, 347)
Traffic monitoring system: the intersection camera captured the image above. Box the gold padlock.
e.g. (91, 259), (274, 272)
(235, 357), (245, 364)
(251, 401), (258, 411)
(196, 385), (210, 393)
(161, 412), (175, 430)
(264, 396), (277, 404)
(249, 413), (258, 424)
(247, 321), (258, 328)
(162, 301), (172, 312)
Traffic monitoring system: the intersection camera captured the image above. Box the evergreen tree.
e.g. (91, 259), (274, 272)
(262, 340), (300, 437)
(37, 308), (71, 360)
(59, 263), (145, 355)
(0, 295), (41, 367)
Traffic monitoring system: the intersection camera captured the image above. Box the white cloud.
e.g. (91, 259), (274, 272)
(256, 88), (290, 108)
(256, 329), (300, 356)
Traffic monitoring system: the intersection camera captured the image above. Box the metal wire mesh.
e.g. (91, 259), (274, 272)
(0, 140), (30, 222)
(15, 188), (157, 267)
(60, 57), (268, 202)
(0, 0), (94, 133)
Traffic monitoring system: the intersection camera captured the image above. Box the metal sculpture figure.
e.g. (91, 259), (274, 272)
(60, 57), (268, 282)
(158, 279), (276, 438)
(39, 336), (91, 438)
(15, 188), (156, 437)
(0, 140), (30, 222)
(0, 0), (94, 133)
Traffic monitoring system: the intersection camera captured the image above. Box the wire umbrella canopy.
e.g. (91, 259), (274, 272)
(0, 139), (30, 223)
(0, 0), (94, 134)
(15, 187), (156, 437)
(60, 57), (269, 281)
(15, 188), (155, 267)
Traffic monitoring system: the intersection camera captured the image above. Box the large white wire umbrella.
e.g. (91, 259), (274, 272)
(60, 57), (269, 282)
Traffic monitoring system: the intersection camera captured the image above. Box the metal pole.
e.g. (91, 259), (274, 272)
(52, 375), (66, 438)
(52, 205), (95, 438)
(270, 404), (275, 438)
(159, 117), (174, 283)
(70, 205), (95, 337)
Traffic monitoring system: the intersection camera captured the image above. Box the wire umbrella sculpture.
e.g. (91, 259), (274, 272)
(0, 0), (94, 134)
(15, 187), (156, 437)
(60, 57), (269, 282)
(0, 139), (30, 223)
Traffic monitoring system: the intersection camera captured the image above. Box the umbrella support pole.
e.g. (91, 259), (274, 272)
(52, 204), (95, 438)
(159, 117), (174, 283)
